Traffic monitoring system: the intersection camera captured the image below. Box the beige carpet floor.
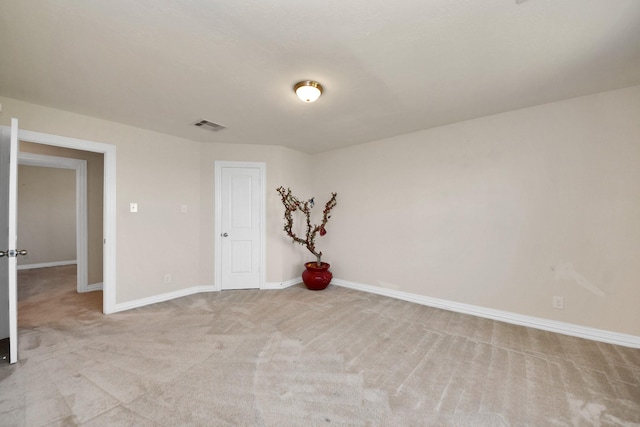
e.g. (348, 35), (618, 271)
(1, 265), (639, 426)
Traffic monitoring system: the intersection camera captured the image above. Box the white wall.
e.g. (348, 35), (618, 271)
(313, 85), (640, 336)
(2, 85), (639, 338)
(0, 96), (308, 304)
(17, 165), (76, 265)
(198, 143), (313, 286)
(0, 97), (203, 304)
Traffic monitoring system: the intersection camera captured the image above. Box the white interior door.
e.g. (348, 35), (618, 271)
(0, 118), (21, 364)
(215, 162), (265, 290)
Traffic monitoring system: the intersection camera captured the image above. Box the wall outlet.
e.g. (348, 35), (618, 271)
(163, 273), (171, 284)
(552, 296), (564, 309)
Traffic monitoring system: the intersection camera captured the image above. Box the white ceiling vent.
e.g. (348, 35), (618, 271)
(194, 119), (226, 132)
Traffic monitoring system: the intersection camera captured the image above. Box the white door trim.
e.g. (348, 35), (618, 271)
(17, 153), (91, 293)
(214, 161), (266, 291)
(16, 129), (117, 314)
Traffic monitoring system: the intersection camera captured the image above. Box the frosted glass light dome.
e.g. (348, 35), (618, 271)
(294, 81), (323, 103)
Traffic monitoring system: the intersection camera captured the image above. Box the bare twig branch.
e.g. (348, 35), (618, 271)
(277, 186), (337, 266)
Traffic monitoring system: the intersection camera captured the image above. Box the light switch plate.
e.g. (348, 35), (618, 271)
(130, 203), (138, 213)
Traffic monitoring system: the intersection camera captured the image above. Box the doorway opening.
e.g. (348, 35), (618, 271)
(17, 149), (100, 293)
(1, 123), (115, 364)
(15, 146), (105, 329)
(17, 128), (116, 314)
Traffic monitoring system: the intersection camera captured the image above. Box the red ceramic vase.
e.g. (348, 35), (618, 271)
(301, 262), (332, 291)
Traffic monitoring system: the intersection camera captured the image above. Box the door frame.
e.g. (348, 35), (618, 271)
(214, 161), (266, 291)
(17, 153), (93, 293)
(16, 128), (117, 314)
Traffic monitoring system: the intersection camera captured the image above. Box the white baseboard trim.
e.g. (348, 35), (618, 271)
(264, 278), (301, 290)
(18, 260), (77, 270)
(108, 277), (640, 348)
(282, 278), (301, 289)
(264, 282), (280, 290)
(331, 278), (640, 349)
(113, 285), (217, 313)
(86, 282), (103, 292)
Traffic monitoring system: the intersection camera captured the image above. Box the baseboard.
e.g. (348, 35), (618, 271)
(18, 260), (77, 270)
(86, 282), (103, 292)
(282, 278), (301, 289)
(331, 278), (640, 349)
(109, 277), (640, 348)
(263, 281), (282, 290)
(264, 278), (300, 290)
(113, 285), (217, 313)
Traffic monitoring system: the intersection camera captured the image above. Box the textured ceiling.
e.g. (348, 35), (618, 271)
(1, 0), (639, 154)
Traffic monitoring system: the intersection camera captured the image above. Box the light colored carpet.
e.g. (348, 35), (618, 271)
(1, 265), (639, 426)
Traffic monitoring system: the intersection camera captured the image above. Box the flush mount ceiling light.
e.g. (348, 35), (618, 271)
(294, 80), (323, 103)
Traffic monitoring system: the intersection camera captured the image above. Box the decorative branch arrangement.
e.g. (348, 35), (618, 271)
(276, 186), (337, 266)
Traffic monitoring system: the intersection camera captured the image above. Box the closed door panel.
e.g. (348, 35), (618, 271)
(219, 165), (263, 290)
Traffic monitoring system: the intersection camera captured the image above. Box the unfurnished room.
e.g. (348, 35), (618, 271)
(0, 1), (639, 425)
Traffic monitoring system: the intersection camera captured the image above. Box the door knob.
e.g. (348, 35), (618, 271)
(221, 233), (229, 237)
(0, 249), (27, 257)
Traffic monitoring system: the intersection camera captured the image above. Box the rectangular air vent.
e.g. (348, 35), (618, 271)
(194, 119), (226, 132)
